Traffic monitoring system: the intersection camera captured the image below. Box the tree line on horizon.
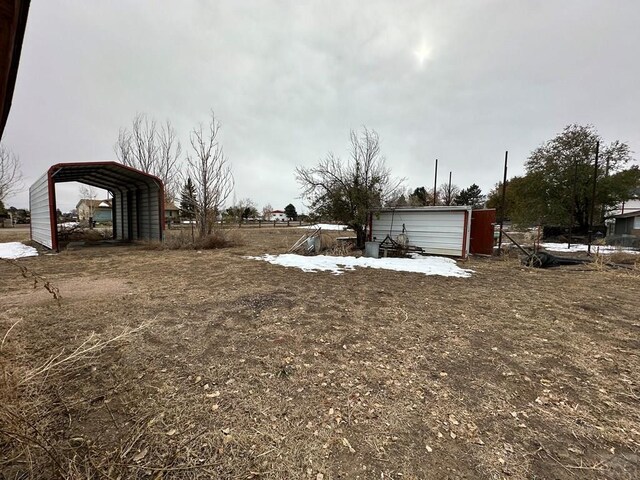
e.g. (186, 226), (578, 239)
(296, 124), (639, 247)
(2, 118), (638, 242)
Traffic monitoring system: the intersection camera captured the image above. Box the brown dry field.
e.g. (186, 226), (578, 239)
(1, 226), (639, 479)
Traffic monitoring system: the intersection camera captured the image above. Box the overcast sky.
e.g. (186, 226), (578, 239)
(3, 0), (640, 211)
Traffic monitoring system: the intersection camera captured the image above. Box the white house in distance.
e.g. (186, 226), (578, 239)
(267, 209), (290, 222)
(76, 199), (112, 222)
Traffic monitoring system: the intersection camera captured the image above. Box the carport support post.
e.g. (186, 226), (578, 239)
(497, 151), (508, 253)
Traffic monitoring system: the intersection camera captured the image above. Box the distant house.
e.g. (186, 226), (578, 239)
(608, 198), (640, 218)
(268, 209), (290, 222)
(613, 210), (640, 237)
(606, 198), (640, 235)
(76, 199), (112, 223)
(165, 202), (180, 225)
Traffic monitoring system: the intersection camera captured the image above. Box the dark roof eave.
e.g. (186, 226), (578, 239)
(0, 0), (30, 140)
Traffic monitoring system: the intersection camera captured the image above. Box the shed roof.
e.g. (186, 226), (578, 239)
(614, 209), (640, 219)
(376, 206), (472, 213)
(76, 198), (112, 209)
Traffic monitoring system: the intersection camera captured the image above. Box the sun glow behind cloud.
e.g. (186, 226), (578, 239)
(413, 38), (432, 67)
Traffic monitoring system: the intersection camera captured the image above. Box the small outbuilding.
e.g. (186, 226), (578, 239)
(613, 210), (640, 237)
(30, 162), (164, 251)
(369, 206), (496, 258)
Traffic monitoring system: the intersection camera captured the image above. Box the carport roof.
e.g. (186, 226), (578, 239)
(48, 161), (163, 192)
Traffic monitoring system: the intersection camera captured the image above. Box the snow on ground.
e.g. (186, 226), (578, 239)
(58, 222), (79, 228)
(541, 243), (640, 254)
(245, 253), (473, 277)
(0, 242), (38, 259)
(301, 223), (350, 231)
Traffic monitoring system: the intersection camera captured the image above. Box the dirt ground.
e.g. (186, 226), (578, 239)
(1, 226), (639, 479)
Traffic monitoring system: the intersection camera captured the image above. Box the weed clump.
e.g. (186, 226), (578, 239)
(143, 229), (243, 250)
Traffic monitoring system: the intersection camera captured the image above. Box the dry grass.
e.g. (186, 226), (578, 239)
(1, 227), (639, 479)
(606, 251), (640, 267)
(144, 228), (244, 251)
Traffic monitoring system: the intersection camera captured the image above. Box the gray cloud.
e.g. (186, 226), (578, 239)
(3, 0), (639, 211)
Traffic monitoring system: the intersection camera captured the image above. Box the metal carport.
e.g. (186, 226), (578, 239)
(29, 162), (164, 251)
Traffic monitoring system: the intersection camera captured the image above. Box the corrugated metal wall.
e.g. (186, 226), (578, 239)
(29, 172), (53, 249)
(112, 186), (161, 242)
(371, 208), (471, 257)
(145, 185), (161, 240)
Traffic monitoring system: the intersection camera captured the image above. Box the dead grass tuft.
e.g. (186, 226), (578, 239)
(0, 321), (150, 479)
(606, 251), (639, 266)
(1, 258), (62, 303)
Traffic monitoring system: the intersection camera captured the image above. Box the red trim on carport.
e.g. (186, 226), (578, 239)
(47, 166), (58, 251)
(43, 161), (165, 251)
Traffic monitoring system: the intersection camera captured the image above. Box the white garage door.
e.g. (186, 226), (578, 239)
(371, 208), (471, 257)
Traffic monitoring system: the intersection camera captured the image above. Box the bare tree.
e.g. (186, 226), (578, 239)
(296, 128), (403, 247)
(262, 203), (273, 220)
(439, 182), (460, 206)
(157, 120), (182, 202)
(0, 144), (23, 202)
(114, 114), (181, 201)
(185, 111), (234, 237)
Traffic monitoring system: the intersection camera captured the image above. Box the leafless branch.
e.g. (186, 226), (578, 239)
(0, 144), (23, 202)
(114, 114), (182, 202)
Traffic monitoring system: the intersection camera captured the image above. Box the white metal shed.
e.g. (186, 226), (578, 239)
(29, 162), (165, 251)
(369, 206), (472, 258)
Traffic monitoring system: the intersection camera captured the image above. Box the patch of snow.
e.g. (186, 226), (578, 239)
(58, 222), (79, 228)
(300, 223), (350, 231)
(0, 242), (38, 259)
(245, 253), (473, 277)
(541, 243), (639, 254)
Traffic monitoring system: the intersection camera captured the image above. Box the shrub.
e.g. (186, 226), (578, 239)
(143, 229), (242, 250)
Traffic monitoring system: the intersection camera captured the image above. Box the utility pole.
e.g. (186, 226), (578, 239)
(497, 151), (508, 253)
(433, 159), (438, 206)
(568, 160), (578, 249)
(587, 141), (599, 255)
(447, 171), (452, 205)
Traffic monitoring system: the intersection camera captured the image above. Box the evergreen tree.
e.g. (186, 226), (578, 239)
(454, 184), (485, 208)
(180, 178), (197, 220)
(284, 203), (298, 220)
